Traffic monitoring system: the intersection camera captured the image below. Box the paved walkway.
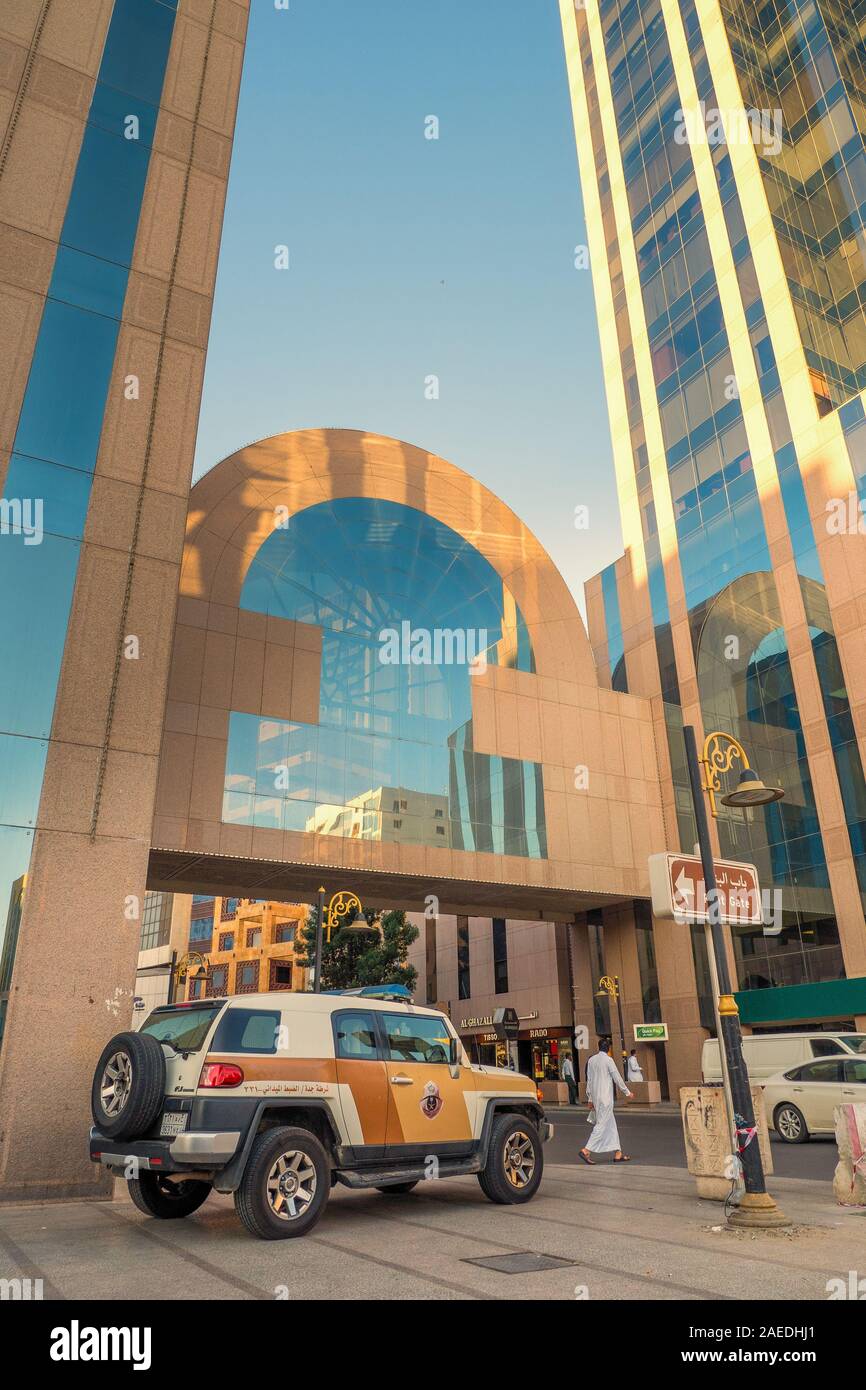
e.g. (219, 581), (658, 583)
(1, 1165), (862, 1301)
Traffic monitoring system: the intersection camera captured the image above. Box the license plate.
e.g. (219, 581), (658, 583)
(160, 1111), (188, 1137)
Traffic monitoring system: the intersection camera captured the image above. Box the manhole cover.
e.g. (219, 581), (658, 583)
(462, 1251), (577, 1274)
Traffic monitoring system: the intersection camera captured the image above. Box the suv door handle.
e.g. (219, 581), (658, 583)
(390, 1075), (413, 1085)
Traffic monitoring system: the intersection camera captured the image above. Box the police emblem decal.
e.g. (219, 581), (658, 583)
(420, 1080), (444, 1119)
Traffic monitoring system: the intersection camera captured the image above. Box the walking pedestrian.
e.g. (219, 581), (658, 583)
(561, 1052), (578, 1105)
(579, 1038), (633, 1164)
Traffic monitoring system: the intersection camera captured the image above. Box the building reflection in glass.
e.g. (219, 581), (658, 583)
(223, 497), (547, 858)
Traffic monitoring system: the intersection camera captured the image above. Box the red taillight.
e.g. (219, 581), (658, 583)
(199, 1062), (244, 1088)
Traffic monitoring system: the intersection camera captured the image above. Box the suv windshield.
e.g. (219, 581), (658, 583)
(140, 1004), (224, 1053)
(839, 1035), (866, 1054)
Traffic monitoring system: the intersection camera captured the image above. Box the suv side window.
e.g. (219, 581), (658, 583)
(382, 1013), (452, 1065)
(334, 1011), (380, 1060)
(844, 1059), (866, 1084)
(810, 1038), (843, 1057)
(212, 1008), (281, 1054)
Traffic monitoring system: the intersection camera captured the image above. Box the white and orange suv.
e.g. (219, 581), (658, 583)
(89, 987), (551, 1239)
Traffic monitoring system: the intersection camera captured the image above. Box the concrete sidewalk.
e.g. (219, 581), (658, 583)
(0, 1164), (862, 1301)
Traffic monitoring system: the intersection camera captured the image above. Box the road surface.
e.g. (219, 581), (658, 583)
(546, 1106), (837, 1180)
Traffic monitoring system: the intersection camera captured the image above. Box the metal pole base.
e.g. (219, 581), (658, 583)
(727, 1191), (791, 1230)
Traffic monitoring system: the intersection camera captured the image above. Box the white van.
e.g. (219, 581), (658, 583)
(701, 1031), (866, 1084)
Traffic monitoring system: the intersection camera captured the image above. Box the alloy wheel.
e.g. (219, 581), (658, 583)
(100, 1051), (132, 1118)
(777, 1106), (803, 1140)
(266, 1149), (318, 1221)
(503, 1130), (536, 1189)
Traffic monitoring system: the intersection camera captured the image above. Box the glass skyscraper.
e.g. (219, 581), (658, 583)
(561, 0), (866, 1029)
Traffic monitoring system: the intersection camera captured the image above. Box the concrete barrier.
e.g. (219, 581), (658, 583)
(680, 1084), (772, 1200)
(833, 1103), (866, 1207)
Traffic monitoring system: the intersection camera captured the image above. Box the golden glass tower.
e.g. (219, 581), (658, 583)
(561, 0), (866, 1030)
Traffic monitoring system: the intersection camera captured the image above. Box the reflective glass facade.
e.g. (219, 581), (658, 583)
(722, 0), (866, 410)
(0, 0), (177, 1009)
(223, 498), (547, 857)
(565, 0), (866, 999)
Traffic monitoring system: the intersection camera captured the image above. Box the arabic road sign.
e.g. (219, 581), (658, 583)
(649, 851), (762, 926)
(634, 1023), (669, 1042)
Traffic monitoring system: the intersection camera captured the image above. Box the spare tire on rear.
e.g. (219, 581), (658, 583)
(91, 1031), (166, 1140)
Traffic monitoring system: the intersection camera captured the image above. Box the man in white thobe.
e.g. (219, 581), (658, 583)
(626, 1049), (644, 1084)
(580, 1039), (632, 1164)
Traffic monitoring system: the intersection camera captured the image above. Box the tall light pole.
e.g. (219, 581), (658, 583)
(596, 975), (628, 1078)
(313, 888), (325, 994)
(313, 888), (366, 994)
(684, 725), (788, 1228)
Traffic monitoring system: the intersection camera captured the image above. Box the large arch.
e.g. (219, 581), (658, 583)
(150, 430), (665, 918)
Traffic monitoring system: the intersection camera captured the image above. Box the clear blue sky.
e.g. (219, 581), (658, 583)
(194, 0), (621, 611)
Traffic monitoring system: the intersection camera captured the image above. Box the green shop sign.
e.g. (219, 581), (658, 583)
(634, 1023), (668, 1041)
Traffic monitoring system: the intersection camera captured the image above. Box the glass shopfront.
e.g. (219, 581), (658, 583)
(462, 1025), (576, 1082)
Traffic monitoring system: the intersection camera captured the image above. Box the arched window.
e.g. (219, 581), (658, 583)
(223, 498), (546, 859)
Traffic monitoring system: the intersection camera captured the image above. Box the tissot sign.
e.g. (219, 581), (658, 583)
(649, 852), (762, 926)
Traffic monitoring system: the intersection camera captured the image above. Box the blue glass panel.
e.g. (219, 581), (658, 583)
(86, 80), (160, 149)
(13, 301), (119, 473)
(226, 499), (544, 858)
(99, 0), (178, 106)
(600, 562), (628, 692)
(49, 246), (129, 319)
(0, 532), (81, 738)
(2, 455), (92, 542)
(61, 124), (153, 264)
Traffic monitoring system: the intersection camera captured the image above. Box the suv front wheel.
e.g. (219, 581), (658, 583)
(234, 1126), (330, 1239)
(478, 1112), (543, 1205)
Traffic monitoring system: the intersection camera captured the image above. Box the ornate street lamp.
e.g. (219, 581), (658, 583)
(700, 730), (784, 817)
(595, 974), (628, 1078)
(313, 889), (380, 993)
(685, 725), (788, 1228)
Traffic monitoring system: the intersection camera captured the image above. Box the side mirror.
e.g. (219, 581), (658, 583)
(449, 1037), (460, 1067)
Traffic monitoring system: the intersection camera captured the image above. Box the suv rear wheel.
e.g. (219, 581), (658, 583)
(478, 1112), (543, 1205)
(90, 1031), (165, 1140)
(128, 1173), (211, 1220)
(234, 1125), (330, 1240)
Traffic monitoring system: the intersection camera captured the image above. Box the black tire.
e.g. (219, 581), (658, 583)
(478, 1112), (544, 1205)
(127, 1173), (211, 1220)
(234, 1126), (330, 1240)
(375, 1181), (419, 1194)
(90, 1031), (165, 1140)
(774, 1102), (809, 1144)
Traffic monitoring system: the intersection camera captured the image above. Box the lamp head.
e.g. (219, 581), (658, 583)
(720, 766), (785, 808)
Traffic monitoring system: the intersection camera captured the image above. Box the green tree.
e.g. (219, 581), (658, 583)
(296, 905), (419, 993)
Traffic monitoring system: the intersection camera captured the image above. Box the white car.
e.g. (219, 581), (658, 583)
(762, 1055), (866, 1142)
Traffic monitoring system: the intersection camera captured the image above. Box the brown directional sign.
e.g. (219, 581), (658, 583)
(649, 852), (762, 926)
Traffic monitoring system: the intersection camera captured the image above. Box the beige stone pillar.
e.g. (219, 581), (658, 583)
(0, 1), (249, 1202)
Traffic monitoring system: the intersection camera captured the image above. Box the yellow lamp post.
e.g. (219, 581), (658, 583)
(684, 725), (788, 1228)
(595, 974), (628, 1078)
(313, 889), (380, 993)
